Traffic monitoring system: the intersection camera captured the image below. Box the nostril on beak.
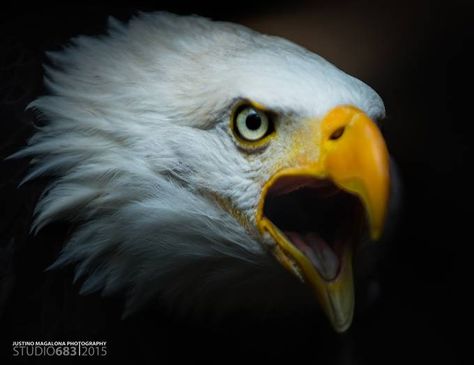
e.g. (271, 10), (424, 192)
(329, 126), (345, 141)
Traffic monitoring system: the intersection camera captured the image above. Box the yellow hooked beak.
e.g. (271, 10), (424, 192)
(256, 105), (390, 332)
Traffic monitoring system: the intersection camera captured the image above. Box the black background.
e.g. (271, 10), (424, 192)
(0, 0), (472, 364)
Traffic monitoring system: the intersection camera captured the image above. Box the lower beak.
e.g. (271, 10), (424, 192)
(256, 105), (390, 332)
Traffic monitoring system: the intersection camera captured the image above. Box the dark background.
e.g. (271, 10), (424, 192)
(0, 0), (472, 364)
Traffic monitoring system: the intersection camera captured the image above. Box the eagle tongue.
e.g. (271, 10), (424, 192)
(286, 232), (339, 281)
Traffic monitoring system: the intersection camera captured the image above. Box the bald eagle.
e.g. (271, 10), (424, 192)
(11, 12), (391, 333)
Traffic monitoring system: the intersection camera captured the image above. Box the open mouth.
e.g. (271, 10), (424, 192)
(262, 176), (366, 281)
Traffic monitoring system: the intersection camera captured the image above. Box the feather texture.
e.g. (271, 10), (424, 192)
(13, 12), (385, 315)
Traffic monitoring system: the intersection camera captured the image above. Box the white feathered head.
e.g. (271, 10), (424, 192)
(15, 12), (390, 332)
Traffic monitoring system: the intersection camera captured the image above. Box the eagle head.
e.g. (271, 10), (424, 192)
(15, 12), (390, 332)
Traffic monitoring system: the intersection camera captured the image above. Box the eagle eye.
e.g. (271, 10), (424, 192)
(233, 105), (274, 142)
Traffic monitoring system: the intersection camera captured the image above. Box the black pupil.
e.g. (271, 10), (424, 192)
(245, 112), (262, 130)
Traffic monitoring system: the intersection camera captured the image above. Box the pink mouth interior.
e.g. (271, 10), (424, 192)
(263, 176), (364, 281)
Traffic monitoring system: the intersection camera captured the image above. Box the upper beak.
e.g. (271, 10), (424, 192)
(256, 105), (390, 332)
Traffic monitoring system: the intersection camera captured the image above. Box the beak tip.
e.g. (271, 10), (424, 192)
(334, 323), (351, 334)
(329, 307), (354, 333)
